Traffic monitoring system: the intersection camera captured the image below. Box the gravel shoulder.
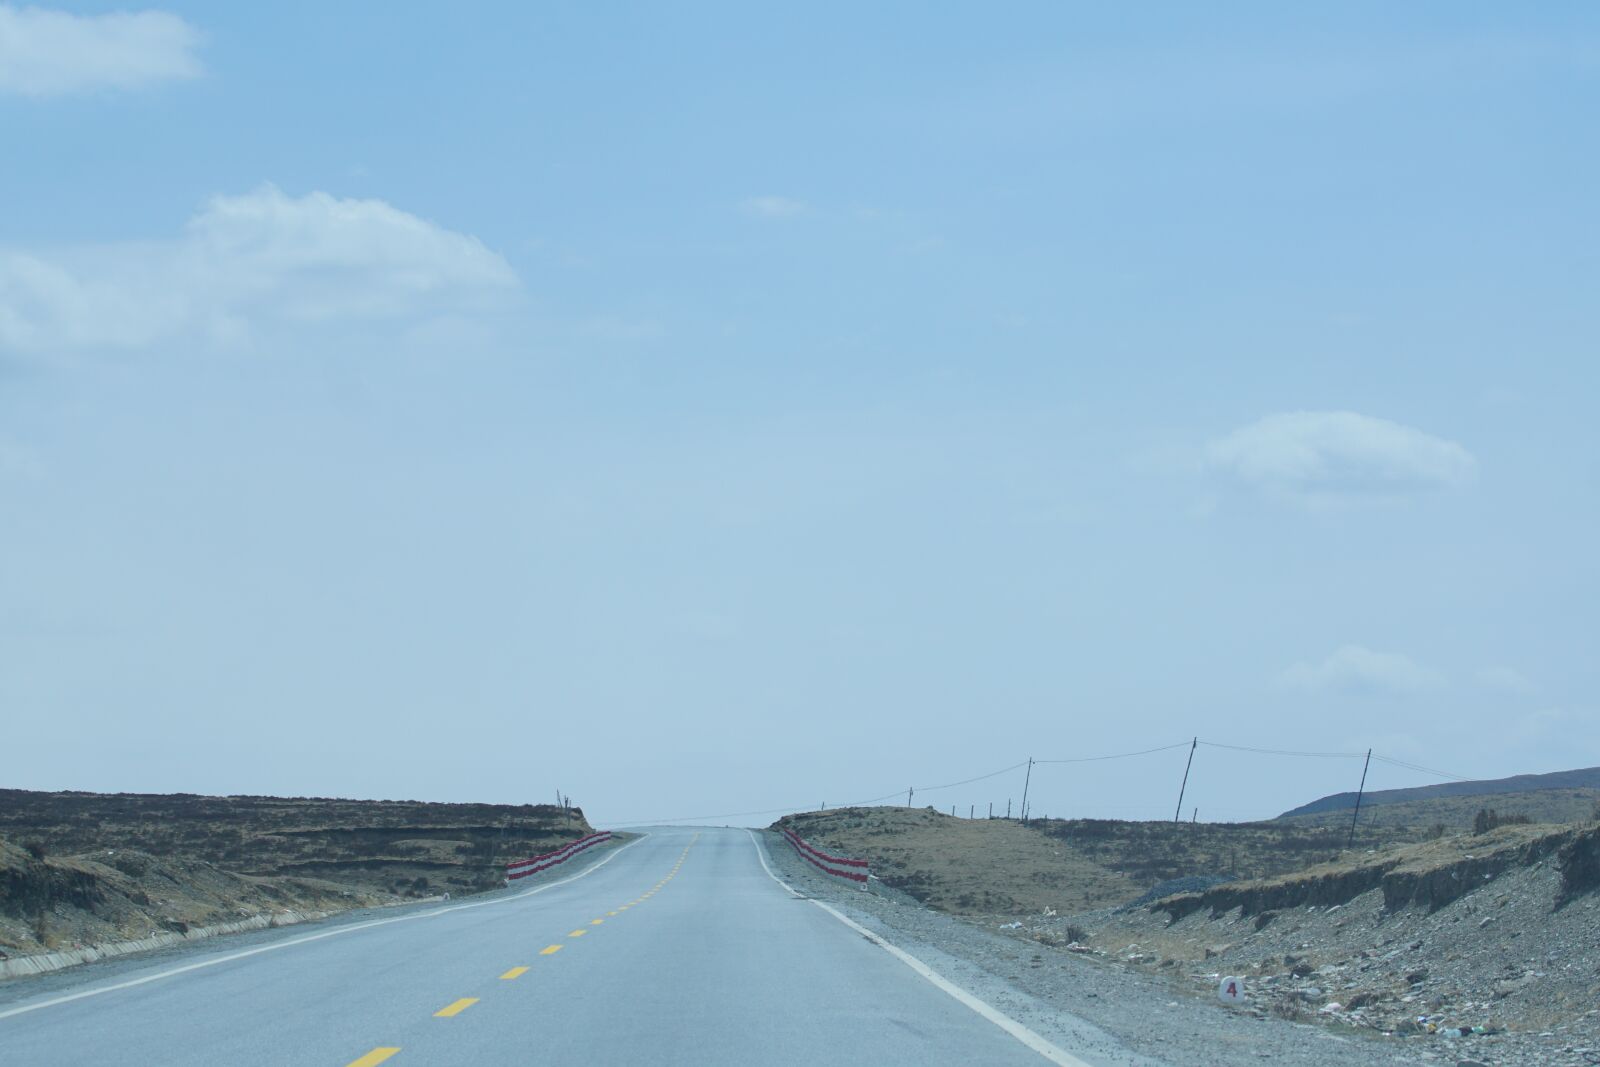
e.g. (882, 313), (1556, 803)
(759, 829), (1429, 1067)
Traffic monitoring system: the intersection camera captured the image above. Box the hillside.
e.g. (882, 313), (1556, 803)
(775, 806), (1430, 917)
(1279, 765), (1600, 818)
(0, 789), (597, 962)
(1277, 786), (1600, 833)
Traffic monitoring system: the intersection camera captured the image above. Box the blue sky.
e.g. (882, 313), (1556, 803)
(2, 3), (1596, 825)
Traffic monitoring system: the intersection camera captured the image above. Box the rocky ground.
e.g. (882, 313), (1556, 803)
(768, 812), (1600, 1067)
(1056, 824), (1600, 1067)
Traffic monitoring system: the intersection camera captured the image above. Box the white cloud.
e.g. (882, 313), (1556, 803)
(738, 195), (807, 218)
(0, 185), (518, 353)
(1475, 665), (1535, 693)
(1207, 411), (1474, 501)
(0, 4), (202, 96)
(1280, 645), (1445, 695)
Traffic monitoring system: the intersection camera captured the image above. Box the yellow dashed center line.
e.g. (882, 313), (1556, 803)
(346, 839), (709, 1067)
(345, 1049), (400, 1067)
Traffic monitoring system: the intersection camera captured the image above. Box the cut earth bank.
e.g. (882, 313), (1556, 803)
(0, 790), (605, 977)
(772, 807), (1600, 1067)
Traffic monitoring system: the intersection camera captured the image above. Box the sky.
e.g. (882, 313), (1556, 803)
(2, 2), (1597, 827)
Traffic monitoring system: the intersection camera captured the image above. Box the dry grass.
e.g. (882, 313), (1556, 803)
(781, 807), (1140, 915)
(776, 803), (1593, 921)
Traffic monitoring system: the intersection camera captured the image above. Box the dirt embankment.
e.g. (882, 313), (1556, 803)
(776, 806), (1600, 1062)
(1038, 823), (1600, 1061)
(0, 789), (595, 963)
(775, 806), (1431, 918)
(1154, 823), (1582, 922)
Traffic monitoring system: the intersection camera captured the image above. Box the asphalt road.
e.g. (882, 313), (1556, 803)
(0, 826), (1107, 1066)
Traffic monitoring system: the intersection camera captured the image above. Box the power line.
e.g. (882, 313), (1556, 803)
(913, 761), (1030, 793)
(1371, 753), (1473, 782)
(1035, 741), (1191, 763)
(608, 743), (1481, 827)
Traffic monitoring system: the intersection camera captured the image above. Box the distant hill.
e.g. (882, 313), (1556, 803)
(1279, 766), (1600, 819)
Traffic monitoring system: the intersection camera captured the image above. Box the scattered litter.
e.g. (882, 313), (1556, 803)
(999, 921), (1022, 930)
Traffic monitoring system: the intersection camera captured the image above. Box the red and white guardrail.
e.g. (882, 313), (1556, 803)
(781, 828), (869, 883)
(505, 830), (614, 881)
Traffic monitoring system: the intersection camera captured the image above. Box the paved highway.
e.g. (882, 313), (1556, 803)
(0, 827), (1098, 1066)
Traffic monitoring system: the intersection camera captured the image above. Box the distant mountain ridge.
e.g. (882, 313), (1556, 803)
(1279, 766), (1600, 818)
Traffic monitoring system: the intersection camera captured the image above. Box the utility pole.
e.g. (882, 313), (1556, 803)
(1020, 757), (1034, 826)
(1347, 749), (1373, 849)
(1192, 807), (1197, 823)
(1173, 737), (1197, 822)
(907, 786), (914, 808)
(988, 802), (993, 819)
(969, 804), (974, 819)
(1006, 798), (1011, 818)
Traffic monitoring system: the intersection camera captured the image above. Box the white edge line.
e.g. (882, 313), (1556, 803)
(745, 828), (1093, 1067)
(0, 832), (649, 1021)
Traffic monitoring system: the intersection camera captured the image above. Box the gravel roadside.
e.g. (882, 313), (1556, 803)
(757, 829), (1434, 1067)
